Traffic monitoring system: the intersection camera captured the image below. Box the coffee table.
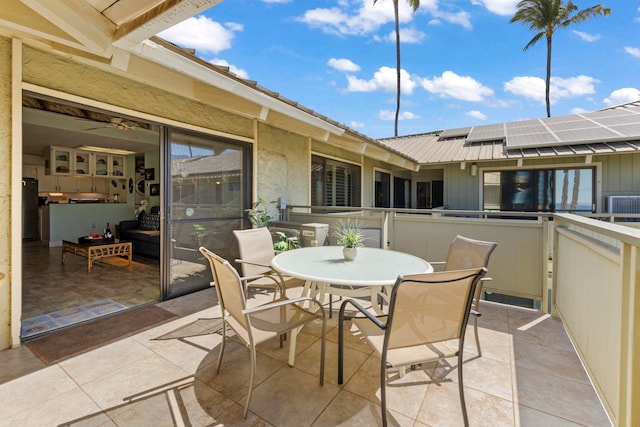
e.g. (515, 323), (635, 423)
(62, 239), (132, 273)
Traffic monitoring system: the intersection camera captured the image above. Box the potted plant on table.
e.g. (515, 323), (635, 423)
(334, 219), (365, 261)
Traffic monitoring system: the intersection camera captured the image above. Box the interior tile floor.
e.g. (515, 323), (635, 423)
(0, 286), (611, 426)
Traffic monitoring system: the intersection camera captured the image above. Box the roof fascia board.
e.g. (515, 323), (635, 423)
(112, 0), (224, 46)
(128, 38), (346, 136)
(21, 0), (114, 55)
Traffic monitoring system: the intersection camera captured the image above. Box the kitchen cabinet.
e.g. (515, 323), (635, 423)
(94, 153), (126, 178)
(45, 147), (72, 176)
(46, 147), (127, 179)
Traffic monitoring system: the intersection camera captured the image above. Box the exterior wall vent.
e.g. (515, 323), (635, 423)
(605, 196), (640, 214)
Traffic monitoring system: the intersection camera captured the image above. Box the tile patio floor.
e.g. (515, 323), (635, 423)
(0, 286), (611, 426)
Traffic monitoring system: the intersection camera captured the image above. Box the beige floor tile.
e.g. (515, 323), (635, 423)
(0, 364), (78, 419)
(138, 326), (223, 374)
(195, 339), (287, 402)
(79, 353), (191, 410)
(312, 389), (415, 427)
(247, 366), (340, 427)
(517, 405), (586, 427)
(0, 344), (45, 384)
(512, 339), (589, 384)
(461, 356), (514, 401)
(475, 301), (510, 334)
(417, 382), (514, 427)
(462, 325), (513, 364)
(514, 366), (610, 426)
(105, 378), (238, 427)
(0, 386), (103, 427)
(59, 337), (154, 385)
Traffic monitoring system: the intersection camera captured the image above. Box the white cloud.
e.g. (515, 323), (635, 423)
(419, 71), (494, 102)
(625, 47), (640, 59)
(378, 27), (426, 43)
(603, 88), (640, 106)
(158, 16), (242, 55)
(328, 58), (361, 73)
(466, 110), (488, 120)
(346, 66), (417, 94)
(470, 0), (519, 16)
(504, 75), (598, 104)
(350, 121), (365, 129)
(208, 59), (249, 79)
(571, 107), (589, 114)
(298, 0), (471, 36)
(378, 110), (420, 120)
(573, 30), (600, 42)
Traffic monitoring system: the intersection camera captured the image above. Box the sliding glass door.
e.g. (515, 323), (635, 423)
(166, 130), (251, 298)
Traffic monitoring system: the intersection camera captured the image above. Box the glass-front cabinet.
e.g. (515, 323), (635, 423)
(46, 146), (127, 179)
(73, 150), (92, 176)
(45, 147), (72, 176)
(93, 153), (126, 178)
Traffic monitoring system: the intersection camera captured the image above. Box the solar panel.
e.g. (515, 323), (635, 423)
(439, 127), (471, 139)
(554, 127), (620, 143)
(610, 123), (640, 136)
(546, 118), (597, 133)
(506, 123), (548, 136)
(584, 109), (632, 120)
(506, 132), (558, 148)
(467, 124), (505, 142)
(507, 119), (541, 128)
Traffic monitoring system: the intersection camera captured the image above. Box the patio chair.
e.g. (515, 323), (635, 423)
(431, 235), (497, 356)
(199, 247), (326, 419)
(233, 227), (304, 297)
(338, 267), (487, 427)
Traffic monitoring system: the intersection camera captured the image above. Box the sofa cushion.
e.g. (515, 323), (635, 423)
(121, 229), (160, 244)
(139, 214), (160, 231)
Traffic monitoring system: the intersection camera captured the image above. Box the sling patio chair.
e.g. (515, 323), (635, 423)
(233, 227), (304, 297)
(199, 246), (326, 419)
(338, 267), (487, 427)
(430, 235), (497, 356)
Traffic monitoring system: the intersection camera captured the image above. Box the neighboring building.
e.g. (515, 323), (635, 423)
(1, 1), (640, 352)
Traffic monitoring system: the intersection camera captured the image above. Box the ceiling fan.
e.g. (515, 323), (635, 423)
(83, 117), (145, 131)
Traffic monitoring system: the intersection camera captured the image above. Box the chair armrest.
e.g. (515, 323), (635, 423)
(235, 258), (271, 269)
(238, 272), (285, 295)
(338, 298), (387, 330)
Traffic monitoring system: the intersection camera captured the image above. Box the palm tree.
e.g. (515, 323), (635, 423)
(510, 0), (610, 117)
(374, 0), (421, 136)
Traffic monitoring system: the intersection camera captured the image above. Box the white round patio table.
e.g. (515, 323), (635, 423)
(271, 246), (432, 314)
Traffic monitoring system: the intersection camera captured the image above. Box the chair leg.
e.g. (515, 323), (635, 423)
(473, 315), (482, 357)
(380, 359), (388, 427)
(216, 323), (227, 374)
(338, 307), (346, 384)
(457, 349), (470, 427)
(243, 346), (257, 419)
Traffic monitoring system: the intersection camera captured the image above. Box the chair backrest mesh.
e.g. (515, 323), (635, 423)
(199, 247), (249, 330)
(386, 268), (484, 350)
(233, 227), (275, 277)
(444, 235), (497, 271)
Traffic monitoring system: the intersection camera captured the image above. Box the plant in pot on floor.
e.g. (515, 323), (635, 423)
(334, 219), (365, 261)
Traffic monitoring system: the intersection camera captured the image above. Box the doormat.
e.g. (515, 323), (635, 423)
(26, 305), (178, 365)
(21, 299), (129, 339)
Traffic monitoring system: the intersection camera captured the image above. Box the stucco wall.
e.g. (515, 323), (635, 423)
(256, 123), (309, 210)
(23, 46), (254, 139)
(0, 37), (12, 349)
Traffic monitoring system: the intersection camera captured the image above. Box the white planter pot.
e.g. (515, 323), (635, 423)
(343, 247), (357, 261)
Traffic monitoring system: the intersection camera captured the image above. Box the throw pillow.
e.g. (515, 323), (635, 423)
(139, 213), (160, 231)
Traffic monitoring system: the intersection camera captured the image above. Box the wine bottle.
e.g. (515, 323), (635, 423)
(105, 222), (112, 239)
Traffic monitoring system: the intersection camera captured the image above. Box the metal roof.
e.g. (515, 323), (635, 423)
(377, 100), (640, 166)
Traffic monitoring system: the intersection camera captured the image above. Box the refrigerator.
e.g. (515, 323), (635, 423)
(22, 178), (39, 240)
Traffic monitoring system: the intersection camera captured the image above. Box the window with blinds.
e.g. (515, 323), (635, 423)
(311, 155), (361, 208)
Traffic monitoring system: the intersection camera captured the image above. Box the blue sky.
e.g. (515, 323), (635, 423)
(159, 0), (640, 139)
